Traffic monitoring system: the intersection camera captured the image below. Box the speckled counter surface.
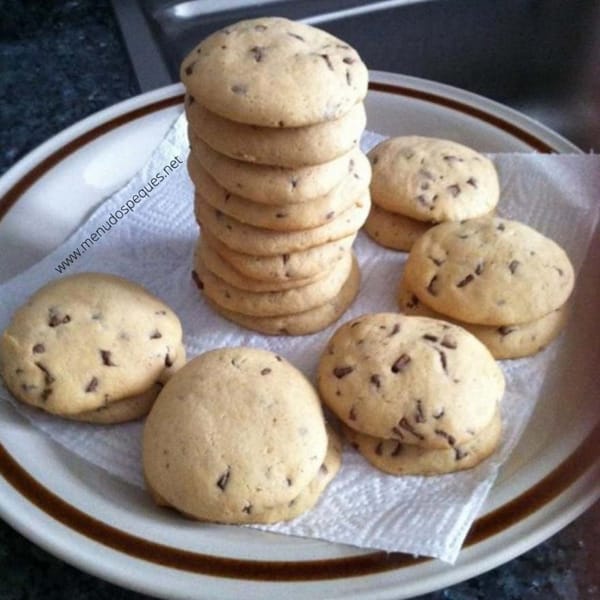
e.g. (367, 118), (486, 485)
(0, 1), (598, 599)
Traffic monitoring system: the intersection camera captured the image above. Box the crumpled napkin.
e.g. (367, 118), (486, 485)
(0, 111), (598, 563)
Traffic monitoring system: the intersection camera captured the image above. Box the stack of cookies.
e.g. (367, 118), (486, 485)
(399, 217), (575, 359)
(181, 17), (371, 335)
(143, 348), (342, 524)
(365, 136), (500, 251)
(317, 313), (505, 476)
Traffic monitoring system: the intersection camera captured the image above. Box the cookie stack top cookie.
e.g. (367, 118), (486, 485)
(143, 347), (341, 523)
(183, 17), (370, 336)
(399, 217), (575, 358)
(0, 273), (186, 422)
(365, 136), (500, 251)
(180, 17), (368, 128)
(318, 313), (505, 476)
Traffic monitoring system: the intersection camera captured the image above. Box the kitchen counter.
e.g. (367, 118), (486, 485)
(0, 1), (598, 599)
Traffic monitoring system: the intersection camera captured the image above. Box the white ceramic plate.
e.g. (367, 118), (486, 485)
(0, 72), (598, 600)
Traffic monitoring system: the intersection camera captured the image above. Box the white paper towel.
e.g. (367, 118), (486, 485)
(0, 112), (598, 563)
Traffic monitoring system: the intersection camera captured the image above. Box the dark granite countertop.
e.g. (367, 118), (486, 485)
(0, 1), (598, 599)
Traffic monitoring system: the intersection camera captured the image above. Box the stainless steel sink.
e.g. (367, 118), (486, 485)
(111, 0), (600, 150)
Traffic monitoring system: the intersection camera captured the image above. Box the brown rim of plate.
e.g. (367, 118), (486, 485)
(0, 80), (596, 583)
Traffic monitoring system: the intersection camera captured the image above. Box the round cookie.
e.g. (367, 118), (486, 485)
(343, 408), (502, 476)
(403, 217), (575, 326)
(368, 136), (499, 222)
(186, 96), (366, 167)
(203, 230), (356, 282)
(189, 153), (370, 231)
(196, 192), (370, 256)
(196, 237), (328, 292)
(317, 313), (504, 448)
(397, 278), (569, 359)
(143, 347), (328, 523)
(364, 204), (432, 251)
(180, 17), (368, 127)
(202, 255), (361, 335)
(195, 251), (353, 317)
(0, 273), (185, 416)
(189, 133), (359, 205)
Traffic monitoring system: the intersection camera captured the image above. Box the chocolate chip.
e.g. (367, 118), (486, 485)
(429, 256), (444, 266)
(391, 426), (404, 439)
(497, 223), (506, 231)
(290, 177), (298, 189)
(333, 366), (354, 378)
(475, 261), (485, 276)
(216, 467), (231, 491)
(191, 270), (203, 290)
(466, 177), (478, 188)
(554, 266), (564, 276)
(497, 325), (516, 336)
(85, 377), (99, 393)
(150, 330), (162, 339)
(275, 212), (287, 218)
(48, 308), (71, 327)
(390, 440), (403, 457)
(350, 320), (361, 328)
(391, 354), (411, 374)
(508, 260), (520, 274)
(40, 388), (52, 402)
(35, 362), (55, 385)
(100, 350), (116, 367)
(457, 273), (475, 288)
(389, 323), (401, 336)
(165, 354), (173, 368)
(278, 120), (285, 128)
(441, 335), (457, 349)
(349, 406), (357, 420)
(231, 84), (247, 95)
(375, 441), (384, 456)
(371, 155), (379, 165)
(346, 70), (352, 85)
(242, 503), (253, 514)
(454, 447), (469, 461)
(287, 32), (304, 41)
(433, 408), (445, 419)
(436, 348), (448, 373)
(398, 417), (425, 440)
(406, 294), (420, 308)
(416, 194), (429, 207)
(423, 334), (438, 342)
(443, 155), (463, 163)
(415, 399), (426, 423)
(427, 275), (439, 296)
(320, 53), (334, 70)
(275, 355), (283, 362)
(187, 95), (195, 106)
(286, 477), (293, 486)
(250, 46), (265, 62)
(184, 61), (195, 76)
(261, 368), (271, 375)
(447, 184), (461, 197)
(435, 429), (455, 446)
(32, 343), (45, 354)
(370, 374), (382, 388)
(326, 211), (335, 220)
